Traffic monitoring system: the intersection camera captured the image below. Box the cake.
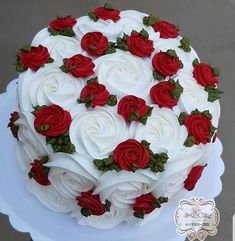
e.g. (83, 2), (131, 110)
(8, 3), (222, 229)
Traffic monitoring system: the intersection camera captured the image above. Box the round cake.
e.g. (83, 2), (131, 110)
(8, 3), (222, 229)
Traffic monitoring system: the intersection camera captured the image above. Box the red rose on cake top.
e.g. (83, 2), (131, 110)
(153, 21), (179, 39)
(17, 45), (52, 72)
(143, 14), (179, 39)
(81, 32), (109, 56)
(193, 63), (219, 87)
(76, 191), (106, 216)
(152, 50), (182, 79)
(28, 157), (50, 186)
(150, 80), (183, 108)
(133, 194), (156, 218)
(117, 95), (152, 124)
(184, 165), (205, 191)
(61, 54), (95, 78)
(79, 78), (117, 108)
(179, 110), (215, 146)
(127, 30), (154, 57)
(133, 194), (168, 218)
(113, 139), (150, 172)
(34, 104), (72, 137)
(49, 15), (77, 31)
(8, 111), (20, 139)
(80, 81), (110, 107)
(184, 114), (212, 145)
(93, 3), (120, 22)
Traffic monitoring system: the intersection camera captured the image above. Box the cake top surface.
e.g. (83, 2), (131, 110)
(9, 3), (222, 229)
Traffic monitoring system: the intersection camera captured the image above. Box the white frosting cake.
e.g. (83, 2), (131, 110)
(8, 3), (222, 229)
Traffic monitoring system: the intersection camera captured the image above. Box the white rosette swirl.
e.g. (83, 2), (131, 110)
(15, 112), (52, 173)
(154, 169), (189, 199)
(70, 105), (128, 159)
(94, 171), (155, 209)
(178, 74), (221, 127)
(74, 16), (123, 42)
(119, 10), (158, 39)
(71, 205), (128, 229)
(94, 51), (154, 100)
(32, 28), (83, 61)
(18, 63), (84, 112)
(27, 179), (76, 213)
(152, 145), (205, 199)
(131, 107), (188, 158)
(31, 28), (50, 45)
(45, 153), (99, 199)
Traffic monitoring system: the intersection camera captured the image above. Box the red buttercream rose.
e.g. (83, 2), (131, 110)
(193, 63), (218, 87)
(34, 104), (72, 137)
(19, 45), (50, 71)
(133, 194), (156, 217)
(153, 21), (179, 39)
(81, 32), (108, 56)
(76, 191), (106, 216)
(80, 82), (110, 107)
(183, 114), (212, 145)
(49, 15), (77, 31)
(117, 95), (148, 122)
(8, 111), (20, 139)
(94, 7), (120, 22)
(150, 81), (177, 108)
(113, 139), (150, 171)
(29, 159), (50, 186)
(152, 51), (181, 77)
(184, 165), (205, 191)
(64, 54), (95, 78)
(127, 32), (154, 57)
